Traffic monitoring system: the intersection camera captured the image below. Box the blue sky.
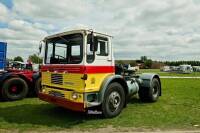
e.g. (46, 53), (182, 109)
(0, 0), (12, 8)
(0, 0), (200, 61)
(0, 0), (12, 28)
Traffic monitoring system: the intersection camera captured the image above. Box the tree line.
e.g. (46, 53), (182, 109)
(8, 54), (43, 64)
(164, 61), (200, 66)
(116, 56), (200, 69)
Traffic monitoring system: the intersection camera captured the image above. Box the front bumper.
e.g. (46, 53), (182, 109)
(38, 93), (85, 112)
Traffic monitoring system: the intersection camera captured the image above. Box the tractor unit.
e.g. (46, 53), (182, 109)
(0, 62), (41, 101)
(38, 29), (161, 118)
(0, 42), (41, 101)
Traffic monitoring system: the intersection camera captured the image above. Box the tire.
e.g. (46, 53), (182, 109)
(102, 82), (125, 118)
(2, 77), (29, 101)
(35, 77), (41, 95)
(139, 78), (160, 102)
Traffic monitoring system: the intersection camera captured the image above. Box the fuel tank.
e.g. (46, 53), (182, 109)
(126, 78), (139, 96)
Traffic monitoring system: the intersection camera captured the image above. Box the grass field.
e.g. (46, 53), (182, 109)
(138, 69), (200, 77)
(0, 78), (200, 132)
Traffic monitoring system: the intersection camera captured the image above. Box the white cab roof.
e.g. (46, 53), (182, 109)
(44, 29), (112, 40)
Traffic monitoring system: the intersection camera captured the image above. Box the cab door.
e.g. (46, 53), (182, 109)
(84, 35), (114, 92)
(93, 36), (112, 66)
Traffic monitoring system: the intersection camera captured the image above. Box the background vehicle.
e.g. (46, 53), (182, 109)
(38, 29), (161, 118)
(179, 64), (193, 74)
(0, 42), (7, 71)
(160, 64), (194, 74)
(0, 62), (41, 101)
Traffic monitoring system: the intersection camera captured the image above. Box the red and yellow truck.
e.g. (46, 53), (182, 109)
(38, 29), (161, 118)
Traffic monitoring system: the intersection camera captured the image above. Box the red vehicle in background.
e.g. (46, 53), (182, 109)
(0, 61), (41, 101)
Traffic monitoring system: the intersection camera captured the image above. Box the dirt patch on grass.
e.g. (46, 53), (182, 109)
(1, 126), (200, 133)
(70, 127), (200, 133)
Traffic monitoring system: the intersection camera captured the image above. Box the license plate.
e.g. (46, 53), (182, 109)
(49, 91), (64, 98)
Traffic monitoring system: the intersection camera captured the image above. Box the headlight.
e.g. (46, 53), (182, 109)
(72, 92), (78, 100)
(41, 86), (46, 93)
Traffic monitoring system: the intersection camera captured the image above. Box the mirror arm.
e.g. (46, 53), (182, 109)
(39, 40), (44, 54)
(90, 31), (95, 51)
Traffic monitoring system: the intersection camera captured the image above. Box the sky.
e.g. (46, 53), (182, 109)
(0, 0), (200, 61)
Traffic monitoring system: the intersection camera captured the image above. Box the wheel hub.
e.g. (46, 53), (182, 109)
(9, 84), (23, 95)
(152, 85), (159, 97)
(11, 86), (17, 93)
(108, 91), (121, 112)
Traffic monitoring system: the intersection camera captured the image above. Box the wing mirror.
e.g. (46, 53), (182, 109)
(90, 32), (98, 52)
(38, 40), (44, 54)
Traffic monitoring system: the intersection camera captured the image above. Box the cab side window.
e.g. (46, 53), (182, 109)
(86, 35), (109, 63)
(96, 37), (109, 56)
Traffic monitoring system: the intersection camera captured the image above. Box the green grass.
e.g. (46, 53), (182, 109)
(0, 79), (200, 132)
(138, 69), (200, 77)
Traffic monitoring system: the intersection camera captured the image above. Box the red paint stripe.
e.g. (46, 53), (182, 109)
(41, 65), (115, 74)
(85, 66), (115, 73)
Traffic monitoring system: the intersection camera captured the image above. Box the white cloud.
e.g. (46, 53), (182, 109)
(0, 20), (47, 40)
(0, 3), (10, 22)
(33, 23), (55, 31)
(6, 40), (39, 61)
(13, 0), (92, 22)
(0, 15), (47, 60)
(0, 0), (200, 60)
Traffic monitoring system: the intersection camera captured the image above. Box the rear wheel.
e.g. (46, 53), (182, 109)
(139, 78), (160, 102)
(102, 82), (125, 118)
(2, 78), (28, 101)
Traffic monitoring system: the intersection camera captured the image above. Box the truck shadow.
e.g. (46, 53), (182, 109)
(127, 95), (145, 104)
(128, 98), (142, 104)
(0, 97), (146, 128)
(0, 104), (102, 128)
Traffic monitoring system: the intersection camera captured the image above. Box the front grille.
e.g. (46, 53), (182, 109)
(51, 73), (63, 85)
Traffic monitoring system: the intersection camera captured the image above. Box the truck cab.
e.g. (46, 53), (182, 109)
(39, 29), (161, 118)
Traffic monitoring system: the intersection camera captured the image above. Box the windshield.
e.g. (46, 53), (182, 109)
(45, 33), (83, 64)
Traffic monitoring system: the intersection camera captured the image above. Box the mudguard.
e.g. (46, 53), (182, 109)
(139, 73), (161, 96)
(0, 71), (34, 89)
(99, 74), (128, 103)
(0, 72), (15, 87)
(32, 72), (41, 82)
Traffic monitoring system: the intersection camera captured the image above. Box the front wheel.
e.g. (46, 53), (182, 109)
(139, 78), (161, 102)
(102, 82), (125, 118)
